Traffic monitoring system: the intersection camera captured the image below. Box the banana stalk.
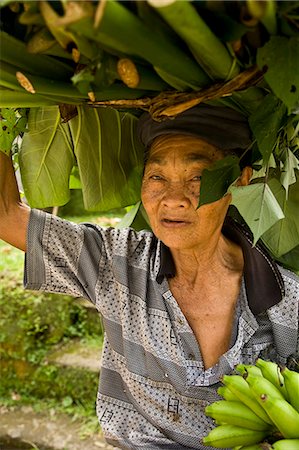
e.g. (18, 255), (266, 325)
(0, 90), (57, 107)
(67, 0), (210, 90)
(0, 62), (25, 91)
(247, 0), (277, 35)
(148, 0), (239, 80)
(19, 9), (45, 26)
(26, 27), (59, 54)
(0, 31), (73, 80)
(115, 59), (169, 91)
(32, 85), (150, 107)
(15, 71), (86, 99)
(39, 1), (99, 61)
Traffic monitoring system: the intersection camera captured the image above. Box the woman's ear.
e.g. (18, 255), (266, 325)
(238, 166), (253, 186)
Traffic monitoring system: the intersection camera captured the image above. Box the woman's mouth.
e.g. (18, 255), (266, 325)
(161, 218), (190, 228)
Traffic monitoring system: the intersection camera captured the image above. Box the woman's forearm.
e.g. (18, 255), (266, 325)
(0, 152), (30, 251)
(0, 152), (21, 208)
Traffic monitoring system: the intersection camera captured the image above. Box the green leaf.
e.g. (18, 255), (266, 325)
(117, 202), (141, 229)
(257, 36), (299, 113)
(69, 106), (144, 212)
(275, 245), (299, 274)
(117, 203), (150, 231)
(0, 108), (27, 155)
(69, 166), (82, 189)
(251, 155), (277, 180)
(19, 106), (75, 208)
(229, 182), (285, 245)
(71, 67), (95, 96)
(131, 204), (151, 232)
(262, 177), (299, 256)
(280, 148), (299, 196)
(198, 156), (240, 207)
(249, 94), (287, 164)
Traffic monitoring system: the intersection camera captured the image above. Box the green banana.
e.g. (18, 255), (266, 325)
(281, 367), (299, 412)
(235, 364), (263, 377)
(245, 374), (285, 406)
(202, 424), (268, 448)
(222, 375), (273, 424)
(259, 395), (299, 439)
(256, 359), (289, 400)
(272, 439), (299, 449)
(217, 385), (239, 401)
(205, 400), (271, 431)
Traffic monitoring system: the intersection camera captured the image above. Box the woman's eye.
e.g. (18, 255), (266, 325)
(150, 175), (164, 181)
(190, 175), (202, 182)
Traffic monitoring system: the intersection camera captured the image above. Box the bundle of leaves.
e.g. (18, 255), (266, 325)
(0, 0), (298, 273)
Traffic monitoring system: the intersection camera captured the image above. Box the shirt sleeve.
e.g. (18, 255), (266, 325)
(24, 208), (111, 303)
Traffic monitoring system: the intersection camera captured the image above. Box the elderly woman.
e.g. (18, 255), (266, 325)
(0, 105), (298, 449)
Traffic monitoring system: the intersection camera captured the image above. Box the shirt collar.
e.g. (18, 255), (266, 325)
(156, 218), (285, 315)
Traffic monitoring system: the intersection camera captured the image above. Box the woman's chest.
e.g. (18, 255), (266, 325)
(170, 286), (239, 369)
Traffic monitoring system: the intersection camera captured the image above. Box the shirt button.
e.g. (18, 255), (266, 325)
(189, 354), (195, 360)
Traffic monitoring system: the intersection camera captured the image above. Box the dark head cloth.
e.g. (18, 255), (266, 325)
(137, 104), (252, 152)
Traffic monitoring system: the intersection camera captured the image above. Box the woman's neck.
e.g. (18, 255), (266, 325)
(170, 233), (244, 288)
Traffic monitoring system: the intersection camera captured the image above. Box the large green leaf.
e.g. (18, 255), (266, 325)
(19, 106), (74, 208)
(249, 94), (287, 164)
(257, 36), (299, 113)
(199, 156), (240, 207)
(229, 182), (285, 244)
(261, 177), (299, 256)
(69, 106), (144, 212)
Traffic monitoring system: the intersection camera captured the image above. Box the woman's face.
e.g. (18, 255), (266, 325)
(141, 135), (232, 251)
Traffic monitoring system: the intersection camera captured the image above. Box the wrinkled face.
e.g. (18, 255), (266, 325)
(141, 135), (232, 250)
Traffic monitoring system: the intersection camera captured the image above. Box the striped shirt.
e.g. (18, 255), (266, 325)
(25, 209), (299, 450)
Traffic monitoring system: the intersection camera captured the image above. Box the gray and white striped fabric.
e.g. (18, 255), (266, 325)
(25, 209), (299, 450)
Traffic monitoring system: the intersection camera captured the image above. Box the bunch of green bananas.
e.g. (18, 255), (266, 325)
(203, 359), (299, 449)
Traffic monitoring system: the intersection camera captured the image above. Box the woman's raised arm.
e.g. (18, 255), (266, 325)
(0, 152), (30, 252)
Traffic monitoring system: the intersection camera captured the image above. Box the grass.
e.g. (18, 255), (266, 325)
(0, 240), (24, 280)
(0, 212), (120, 433)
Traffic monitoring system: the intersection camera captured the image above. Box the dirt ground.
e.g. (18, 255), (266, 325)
(0, 405), (114, 450)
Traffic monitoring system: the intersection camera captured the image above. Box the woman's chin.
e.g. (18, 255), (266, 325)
(155, 227), (196, 250)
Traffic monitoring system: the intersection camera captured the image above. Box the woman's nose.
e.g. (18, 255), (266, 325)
(162, 184), (191, 208)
